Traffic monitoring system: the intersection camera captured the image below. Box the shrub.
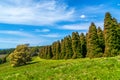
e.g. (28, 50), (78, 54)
(9, 44), (31, 67)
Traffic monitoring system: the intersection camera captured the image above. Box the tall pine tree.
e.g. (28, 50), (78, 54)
(87, 22), (102, 58)
(55, 41), (61, 59)
(80, 33), (87, 57)
(64, 35), (73, 59)
(46, 46), (53, 59)
(51, 42), (56, 59)
(72, 32), (82, 59)
(97, 27), (105, 54)
(104, 12), (120, 56)
(60, 39), (66, 59)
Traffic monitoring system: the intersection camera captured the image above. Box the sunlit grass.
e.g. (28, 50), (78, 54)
(0, 56), (120, 80)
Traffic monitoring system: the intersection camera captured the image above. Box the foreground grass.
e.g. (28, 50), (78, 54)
(0, 56), (120, 80)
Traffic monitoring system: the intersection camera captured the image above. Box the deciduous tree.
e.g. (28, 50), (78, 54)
(9, 44), (31, 67)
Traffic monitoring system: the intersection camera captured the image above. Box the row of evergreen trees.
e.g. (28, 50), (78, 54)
(39, 12), (120, 59)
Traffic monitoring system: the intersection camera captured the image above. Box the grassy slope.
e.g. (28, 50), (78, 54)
(0, 57), (120, 80)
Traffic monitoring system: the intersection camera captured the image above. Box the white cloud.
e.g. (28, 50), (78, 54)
(35, 29), (50, 32)
(60, 23), (89, 30)
(60, 22), (103, 30)
(0, 30), (33, 37)
(78, 4), (106, 15)
(0, 0), (75, 25)
(80, 15), (86, 19)
(39, 34), (60, 38)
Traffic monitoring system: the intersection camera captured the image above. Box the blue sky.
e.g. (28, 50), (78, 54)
(0, 0), (120, 48)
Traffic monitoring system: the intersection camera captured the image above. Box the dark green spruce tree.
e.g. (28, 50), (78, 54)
(46, 46), (53, 59)
(80, 33), (87, 57)
(51, 42), (56, 59)
(97, 27), (105, 54)
(86, 22), (102, 58)
(117, 23), (120, 51)
(72, 32), (82, 59)
(39, 47), (46, 59)
(64, 35), (73, 59)
(55, 41), (61, 59)
(60, 39), (66, 59)
(104, 12), (120, 56)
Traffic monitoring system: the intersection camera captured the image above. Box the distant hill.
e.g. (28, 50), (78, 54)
(0, 54), (6, 58)
(0, 48), (15, 55)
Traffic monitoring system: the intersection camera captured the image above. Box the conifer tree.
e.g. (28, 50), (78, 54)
(46, 46), (53, 59)
(51, 42), (56, 59)
(72, 32), (82, 59)
(80, 33), (87, 57)
(97, 27), (105, 53)
(64, 35), (73, 59)
(87, 22), (102, 58)
(86, 33), (88, 54)
(44, 46), (48, 58)
(39, 47), (44, 58)
(104, 12), (112, 56)
(117, 23), (120, 46)
(104, 12), (120, 56)
(60, 39), (66, 59)
(55, 41), (61, 59)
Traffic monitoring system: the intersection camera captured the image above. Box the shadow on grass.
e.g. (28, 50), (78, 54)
(27, 61), (40, 65)
(13, 61), (40, 68)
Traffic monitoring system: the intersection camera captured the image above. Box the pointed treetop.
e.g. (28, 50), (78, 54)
(105, 12), (112, 18)
(89, 22), (97, 33)
(97, 27), (102, 31)
(80, 33), (84, 36)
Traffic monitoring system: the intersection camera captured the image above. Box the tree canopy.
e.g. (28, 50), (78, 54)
(9, 44), (31, 67)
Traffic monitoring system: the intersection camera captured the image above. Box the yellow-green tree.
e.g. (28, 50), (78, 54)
(9, 44), (31, 67)
(60, 39), (66, 59)
(72, 32), (82, 59)
(64, 35), (73, 59)
(87, 22), (102, 58)
(104, 12), (120, 56)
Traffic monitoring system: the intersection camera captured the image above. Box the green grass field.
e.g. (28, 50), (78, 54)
(0, 56), (120, 80)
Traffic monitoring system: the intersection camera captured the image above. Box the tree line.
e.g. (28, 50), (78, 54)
(39, 12), (120, 59)
(0, 48), (15, 55)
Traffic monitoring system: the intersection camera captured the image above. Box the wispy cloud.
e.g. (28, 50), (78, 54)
(35, 29), (50, 32)
(60, 23), (90, 30)
(59, 22), (103, 30)
(39, 34), (61, 38)
(80, 4), (106, 14)
(0, 30), (33, 37)
(0, 0), (75, 25)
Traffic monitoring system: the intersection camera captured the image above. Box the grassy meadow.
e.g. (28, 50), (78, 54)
(0, 56), (120, 80)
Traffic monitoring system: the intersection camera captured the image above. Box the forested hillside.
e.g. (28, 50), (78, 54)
(39, 12), (120, 59)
